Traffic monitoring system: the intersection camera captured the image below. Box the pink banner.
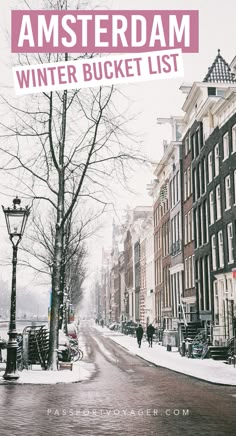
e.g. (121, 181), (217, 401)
(11, 10), (199, 53)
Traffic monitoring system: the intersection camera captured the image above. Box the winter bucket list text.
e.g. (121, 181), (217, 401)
(11, 10), (198, 94)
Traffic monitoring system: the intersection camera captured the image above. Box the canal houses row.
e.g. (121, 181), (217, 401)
(95, 51), (236, 347)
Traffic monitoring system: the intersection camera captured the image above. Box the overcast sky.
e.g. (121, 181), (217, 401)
(0, 0), (236, 310)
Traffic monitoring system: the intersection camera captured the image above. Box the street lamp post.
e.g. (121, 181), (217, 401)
(2, 197), (30, 380)
(124, 290), (129, 321)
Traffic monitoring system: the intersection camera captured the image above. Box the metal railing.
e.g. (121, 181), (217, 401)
(170, 240), (182, 256)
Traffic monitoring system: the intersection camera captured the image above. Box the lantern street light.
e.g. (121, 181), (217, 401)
(124, 289), (129, 319)
(2, 197), (30, 380)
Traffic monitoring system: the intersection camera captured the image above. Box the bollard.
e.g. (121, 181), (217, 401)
(188, 343), (193, 358)
(167, 344), (172, 352)
(181, 341), (186, 356)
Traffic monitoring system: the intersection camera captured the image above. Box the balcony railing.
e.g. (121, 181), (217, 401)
(171, 240), (182, 256)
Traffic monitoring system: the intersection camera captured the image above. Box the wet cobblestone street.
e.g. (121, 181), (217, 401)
(1, 324), (236, 435)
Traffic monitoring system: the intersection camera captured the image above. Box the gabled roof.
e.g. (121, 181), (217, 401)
(203, 49), (236, 83)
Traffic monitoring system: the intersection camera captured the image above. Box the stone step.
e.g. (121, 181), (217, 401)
(208, 346), (229, 360)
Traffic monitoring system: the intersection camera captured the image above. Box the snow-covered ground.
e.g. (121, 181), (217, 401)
(94, 325), (236, 386)
(0, 324), (95, 385)
(0, 360), (95, 385)
(2, 322), (236, 385)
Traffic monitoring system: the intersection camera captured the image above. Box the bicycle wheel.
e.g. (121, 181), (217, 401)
(71, 352), (80, 362)
(70, 346), (83, 362)
(70, 347), (79, 362)
(78, 349), (83, 361)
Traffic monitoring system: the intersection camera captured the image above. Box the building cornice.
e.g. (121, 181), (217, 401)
(195, 96), (219, 121)
(211, 88), (236, 115)
(153, 142), (180, 178)
(181, 82), (203, 112)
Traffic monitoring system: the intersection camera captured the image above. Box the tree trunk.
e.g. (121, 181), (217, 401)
(47, 88), (67, 369)
(58, 232), (65, 330)
(47, 225), (62, 369)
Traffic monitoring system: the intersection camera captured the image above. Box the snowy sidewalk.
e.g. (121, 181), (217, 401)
(0, 329), (95, 385)
(94, 325), (236, 386)
(0, 360), (95, 385)
(0, 324), (96, 384)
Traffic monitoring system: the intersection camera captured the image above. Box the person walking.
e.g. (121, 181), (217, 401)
(136, 324), (144, 348)
(147, 323), (155, 347)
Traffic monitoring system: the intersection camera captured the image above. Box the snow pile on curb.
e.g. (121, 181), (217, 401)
(0, 361), (95, 385)
(94, 325), (236, 386)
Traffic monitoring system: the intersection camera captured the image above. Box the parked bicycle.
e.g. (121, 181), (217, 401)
(70, 345), (83, 362)
(56, 338), (83, 363)
(180, 331), (210, 359)
(68, 338), (83, 361)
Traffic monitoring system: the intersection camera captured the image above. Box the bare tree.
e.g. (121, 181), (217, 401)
(63, 240), (87, 332)
(0, 0), (145, 369)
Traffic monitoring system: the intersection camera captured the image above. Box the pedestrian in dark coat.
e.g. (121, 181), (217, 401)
(136, 324), (144, 348)
(147, 324), (155, 347)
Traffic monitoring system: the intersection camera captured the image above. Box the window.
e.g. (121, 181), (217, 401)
(214, 281), (219, 325)
(173, 177), (176, 206)
(184, 214), (188, 245)
(191, 134), (196, 160)
(202, 201), (207, 244)
(214, 144), (219, 177)
(195, 130), (200, 156)
(185, 137), (189, 156)
(171, 172), (180, 207)
(193, 209), (197, 248)
(191, 209), (194, 241)
(187, 167), (191, 198)
(198, 207), (202, 247)
(184, 171), (187, 201)
(218, 230), (224, 268)
(223, 132), (229, 160)
(224, 175), (231, 210)
(235, 170), (236, 204)
(216, 89), (226, 97)
(188, 256), (192, 289)
(198, 163), (202, 197)
(209, 191), (214, 224)
(208, 87), (216, 96)
(227, 223), (234, 263)
(177, 212), (180, 244)
(188, 210), (191, 243)
(216, 184), (221, 220)
(232, 124), (236, 153)
(170, 180), (173, 209)
(201, 159), (205, 195)
(185, 258), (189, 289)
(192, 255), (195, 288)
(171, 218), (175, 250)
(208, 152), (213, 183)
(163, 223), (168, 257)
(193, 168), (196, 202)
(200, 204), (204, 246)
(205, 204), (209, 243)
(211, 235), (216, 270)
(208, 88), (225, 97)
(176, 171), (179, 203)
